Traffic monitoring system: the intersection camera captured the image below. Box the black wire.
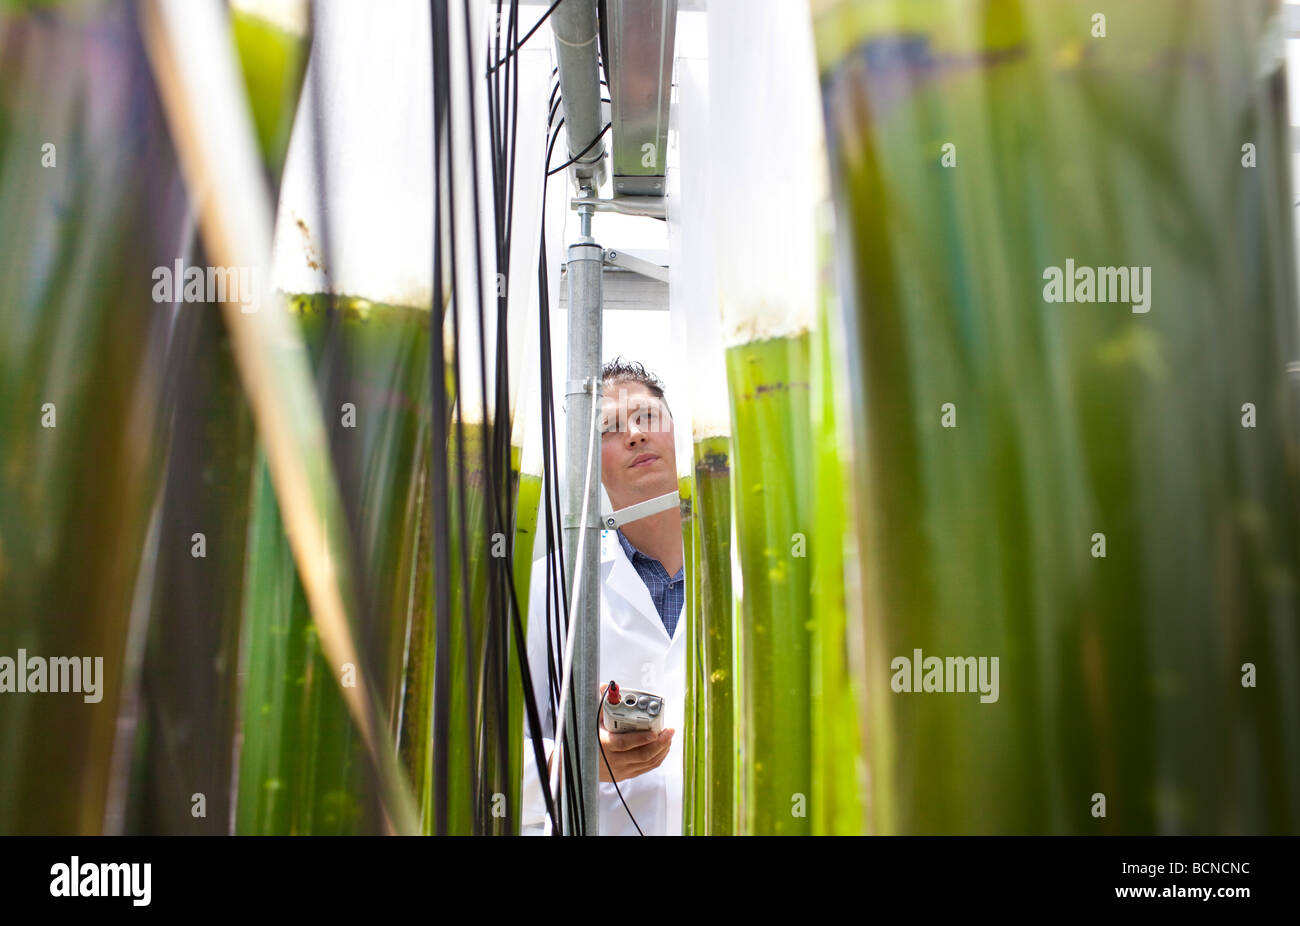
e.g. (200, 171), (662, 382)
(537, 111), (581, 833)
(480, 0), (511, 837)
(429, 0), (578, 838)
(547, 122), (612, 177)
(549, 96), (611, 125)
(546, 128), (588, 835)
(597, 0), (613, 105)
(474, 11), (563, 838)
(533, 66), (624, 835)
(429, 0), (454, 838)
(467, 14), (579, 837)
(469, 0), (502, 837)
(597, 683), (646, 836)
(474, 0), (526, 836)
(457, 0), (498, 838)
(487, 0), (565, 74)
(493, 0), (522, 828)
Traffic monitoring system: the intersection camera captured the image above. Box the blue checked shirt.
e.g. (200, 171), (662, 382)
(615, 529), (685, 639)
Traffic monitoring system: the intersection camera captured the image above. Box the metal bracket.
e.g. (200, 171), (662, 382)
(562, 489), (680, 531)
(600, 489), (680, 529)
(603, 249), (669, 284)
(568, 195), (667, 219)
(613, 176), (666, 196)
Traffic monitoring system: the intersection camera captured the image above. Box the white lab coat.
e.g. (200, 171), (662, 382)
(519, 529), (685, 836)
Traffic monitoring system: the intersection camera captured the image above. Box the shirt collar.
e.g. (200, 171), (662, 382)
(616, 529), (684, 581)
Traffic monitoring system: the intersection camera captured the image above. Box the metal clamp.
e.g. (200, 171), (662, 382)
(564, 376), (604, 398)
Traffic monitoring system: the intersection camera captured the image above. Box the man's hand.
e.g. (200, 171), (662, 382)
(597, 712), (674, 783)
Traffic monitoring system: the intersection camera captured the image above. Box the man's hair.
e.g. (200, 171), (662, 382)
(601, 356), (672, 419)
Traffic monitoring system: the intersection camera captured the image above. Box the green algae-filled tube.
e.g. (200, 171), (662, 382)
(809, 201), (865, 837)
(231, 0), (308, 177)
(0, 2), (192, 834)
(255, 1), (547, 834)
(693, 434), (736, 834)
(669, 53), (741, 834)
(136, 1), (306, 834)
(723, 336), (815, 835)
(237, 295), (430, 835)
(707, 0), (830, 834)
(813, 0), (1300, 834)
(510, 442), (543, 834)
(679, 472), (702, 835)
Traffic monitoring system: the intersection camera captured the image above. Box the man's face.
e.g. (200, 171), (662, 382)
(599, 382), (677, 509)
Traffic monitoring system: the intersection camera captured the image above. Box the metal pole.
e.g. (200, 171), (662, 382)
(551, 0), (607, 190)
(562, 196), (602, 834)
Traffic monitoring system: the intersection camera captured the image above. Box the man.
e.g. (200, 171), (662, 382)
(520, 358), (686, 835)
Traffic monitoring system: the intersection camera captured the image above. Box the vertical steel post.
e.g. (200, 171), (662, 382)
(562, 197), (602, 833)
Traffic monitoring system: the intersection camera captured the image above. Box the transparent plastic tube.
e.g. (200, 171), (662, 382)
(244, 0), (547, 834)
(669, 54), (740, 834)
(706, 0), (826, 834)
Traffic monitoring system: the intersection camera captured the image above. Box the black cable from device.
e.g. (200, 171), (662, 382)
(597, 683), (645, 836)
